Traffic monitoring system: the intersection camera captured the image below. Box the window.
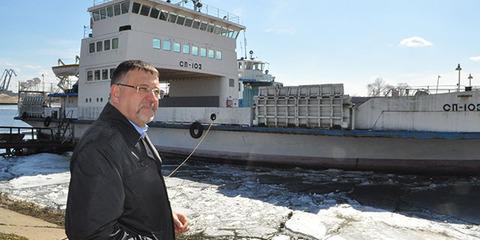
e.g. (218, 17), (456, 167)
(176, 15), (185, 25)
(100, 8), (106, 19)
(96, 41), (103, 52)
(214, 25), (221, 35)
(182, 44), (190, 54)
(150, 8), (160, 19)
(173, 42), (180, 52)
(215, 50), (222, 60)
(184, 17), (193, 27)
(232, 31), (239, 39)
(168, 13), (177, 23)
(114, 4), (121, 16)
(200, 47), (207, 57)
(192, 20), (200, 29)
(229, 79), (235, 87)
(92, 10), (100, 21)
(112, 38), (119, 49)
(159, 10), (168, 20)
(199, 22), (207, 31)
(221, 27), (228, 36)
(162, 40), (171, 50)
(102, 69), (108, 80)
(132, 2), (141, 14)
(191, 45), (198, 56)
(208, 49), (214, 58)
(110, 68), (116, 79)
(89, 43), (95, 53)
(140, 5), (151, 16)
(94, 70), (101, 80)
(121, 1), (129, 14)
(104, 39), (111, 51)
(107, 6), (113, 17)
(152, 38), (160, 49)
(207, 24), (214, 33)
(87, 71), (93, 81)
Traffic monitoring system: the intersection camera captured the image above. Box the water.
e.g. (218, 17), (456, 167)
(0, 104), (479, 239)
(0, 105), (30, 128)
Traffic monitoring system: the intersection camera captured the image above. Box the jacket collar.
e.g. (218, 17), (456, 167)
(98, 102), (142, 147)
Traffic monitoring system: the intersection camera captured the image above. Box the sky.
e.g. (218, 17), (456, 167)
(0, 0), (479, 96)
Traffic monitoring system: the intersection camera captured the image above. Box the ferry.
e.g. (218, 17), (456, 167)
(16, 0), (480, 174)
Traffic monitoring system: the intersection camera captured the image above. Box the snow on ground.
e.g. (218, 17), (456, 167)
(0, 153), (479, 239)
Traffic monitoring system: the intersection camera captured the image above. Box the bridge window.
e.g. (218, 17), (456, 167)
(110, 68), (115, 79)
(102, 69), (108, 80)
(132, 2), (141, 14)
(140, 5), (151, 16)
(107, 6), (113, 17)
(200, 48), (207, 57)
(114, 4), (121, 16)
(121, 1), (129, 14)
(152, 38), (160, 49)
(214, 25), (221, 35)
(96, 41), (103, 52)
(215, 50), (222, 60)
(199, 22), (208, 31)
(176, 15), (185, 25)
(207, 24), (214, 33)
(192, 20), (200, 29)
(89, 43), (95, 53)
(87, 71), (93, 81)
(112, 38), (119, 49)
(168, 13), (177, 23)
(191, 46), (198, 56)
(104, 39), (111, 51)
(150, 8), (160, 19)
(182, 44), (190, 54)
(92, 10), (100, 21)
(94, 70), (101, 80)
(184, 17), (193, 27)
(159, 10), (168, 21)
(208, 49), (214, 58)
(173, 42), (181, 52)
(162, 40), (171, 51)
(100, 8), (106, 19)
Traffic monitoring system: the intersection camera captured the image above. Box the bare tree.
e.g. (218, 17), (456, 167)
(367, 79), (411, 96)
(367, 78), (393, 96)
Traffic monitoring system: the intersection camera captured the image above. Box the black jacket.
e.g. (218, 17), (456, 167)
(65, 103), (175, 240)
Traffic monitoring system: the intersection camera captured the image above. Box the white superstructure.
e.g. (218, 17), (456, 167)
(79, 0), (245, 120)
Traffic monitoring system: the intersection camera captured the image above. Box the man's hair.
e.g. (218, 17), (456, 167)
(110, 60), (159, 86)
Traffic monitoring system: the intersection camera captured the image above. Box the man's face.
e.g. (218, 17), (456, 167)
(112, 69), (160, 127)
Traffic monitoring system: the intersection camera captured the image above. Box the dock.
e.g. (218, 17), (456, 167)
(0, 126), (74, 156)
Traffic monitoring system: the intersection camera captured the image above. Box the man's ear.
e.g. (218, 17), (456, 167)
(110, 85), (120, 104)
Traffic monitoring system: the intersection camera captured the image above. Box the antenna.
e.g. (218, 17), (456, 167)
(243, 31), (247, 59)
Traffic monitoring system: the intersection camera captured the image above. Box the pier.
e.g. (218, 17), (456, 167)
(0, 126), (74, 156)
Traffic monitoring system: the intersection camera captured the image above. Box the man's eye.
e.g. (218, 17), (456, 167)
(153, 89), (161, 96)
(138, 86), (149, 92)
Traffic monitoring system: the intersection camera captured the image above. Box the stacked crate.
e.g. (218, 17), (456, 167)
(254, 84), (351, 129)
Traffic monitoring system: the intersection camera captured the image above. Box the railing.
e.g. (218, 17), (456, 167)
(0, 126), (54, 141)
(384, 85), (480, 97)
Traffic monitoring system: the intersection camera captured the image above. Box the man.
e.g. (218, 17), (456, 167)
(66, 60), (188, 239)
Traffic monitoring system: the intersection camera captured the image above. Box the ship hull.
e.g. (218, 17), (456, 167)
(21, 118), (480, 174)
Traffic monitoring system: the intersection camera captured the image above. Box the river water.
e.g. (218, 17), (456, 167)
(0, 105), (479, 239)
